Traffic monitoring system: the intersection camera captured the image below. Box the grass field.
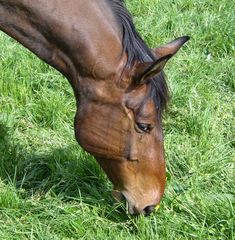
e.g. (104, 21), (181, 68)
(0, 0), (234, 239)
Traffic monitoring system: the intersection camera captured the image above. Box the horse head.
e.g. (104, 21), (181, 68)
(75, 36), (189, 215)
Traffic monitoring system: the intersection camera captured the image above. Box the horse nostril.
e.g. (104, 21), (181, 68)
(143, 205), (155, 215)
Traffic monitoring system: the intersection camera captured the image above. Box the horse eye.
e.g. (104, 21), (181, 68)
(136, 123), (152, 133)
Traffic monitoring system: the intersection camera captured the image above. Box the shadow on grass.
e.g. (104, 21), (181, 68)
(0, 122), (129, 222)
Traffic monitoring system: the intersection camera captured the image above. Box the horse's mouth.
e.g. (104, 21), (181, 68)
(111, 190), (143, 215)
(112, 190), (125, 202)
(112, 190), (158, 215)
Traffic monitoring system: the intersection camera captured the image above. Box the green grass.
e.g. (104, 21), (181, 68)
(0, 0), (234, 239)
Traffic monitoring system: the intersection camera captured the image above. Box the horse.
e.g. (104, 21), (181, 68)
(0, 0), (189, 215)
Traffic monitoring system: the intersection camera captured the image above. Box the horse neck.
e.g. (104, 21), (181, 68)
(0, 0), (123, 97)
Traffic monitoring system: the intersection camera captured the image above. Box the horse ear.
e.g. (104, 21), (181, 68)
(153, 36), (190, 57)
(134, 54), (173, 84)
(133, 36), (189, 84)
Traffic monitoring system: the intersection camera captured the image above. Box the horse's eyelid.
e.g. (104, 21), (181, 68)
(136, 123), (152, 133)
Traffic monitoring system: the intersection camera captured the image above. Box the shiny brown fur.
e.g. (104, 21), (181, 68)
(0, 0), (189, 215)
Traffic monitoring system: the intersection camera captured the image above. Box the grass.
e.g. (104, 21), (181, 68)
(0, 0), (234, 239)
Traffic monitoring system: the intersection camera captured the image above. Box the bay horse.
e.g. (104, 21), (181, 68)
(0, 0), (189, 215)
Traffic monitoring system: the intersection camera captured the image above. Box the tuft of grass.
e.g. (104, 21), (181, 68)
(0, 0), (234, 239)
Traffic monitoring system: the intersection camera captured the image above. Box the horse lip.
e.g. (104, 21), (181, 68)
(112, 190), (137, 214)
(112, 190), (125, 202)
(117, 191), (143, 215)
(116, 191), (158, 215)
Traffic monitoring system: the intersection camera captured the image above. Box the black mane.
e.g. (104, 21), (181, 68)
(108, 0), (169, 114)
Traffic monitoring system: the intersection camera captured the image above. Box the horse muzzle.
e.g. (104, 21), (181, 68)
(112, 190), (157, 215)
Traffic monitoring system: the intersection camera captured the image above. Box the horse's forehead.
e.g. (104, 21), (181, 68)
(124, 84), (150, 108)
